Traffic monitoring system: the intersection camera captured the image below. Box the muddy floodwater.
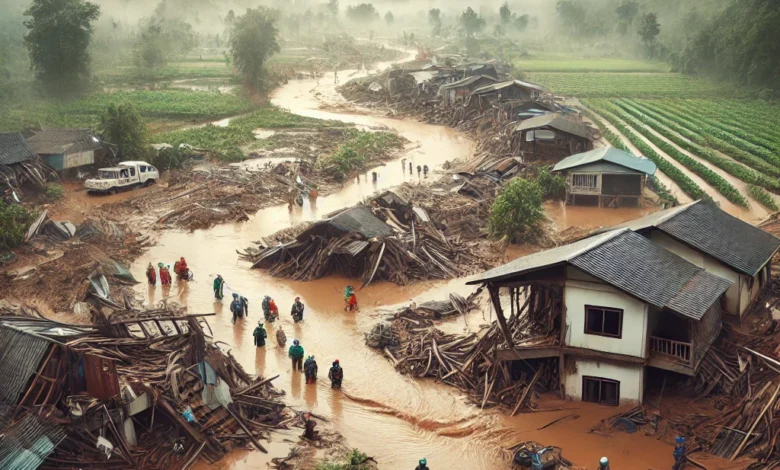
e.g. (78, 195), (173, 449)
(131, 60), (675, 469)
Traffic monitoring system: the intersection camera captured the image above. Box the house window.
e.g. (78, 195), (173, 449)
(573, 174), (598, 188)
(582, 376), (620, 405)
(584, 305), (623, 338)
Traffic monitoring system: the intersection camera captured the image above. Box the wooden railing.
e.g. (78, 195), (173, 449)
(570, 185), (600, 194)
(649, 336), (694, 366)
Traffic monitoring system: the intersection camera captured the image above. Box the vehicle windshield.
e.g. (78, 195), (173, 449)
(98, 170), (117, 179)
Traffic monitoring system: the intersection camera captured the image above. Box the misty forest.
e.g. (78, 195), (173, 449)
(1, 0), (780, 469)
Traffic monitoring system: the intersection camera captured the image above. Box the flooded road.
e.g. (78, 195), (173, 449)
(130, 60), (675, 469)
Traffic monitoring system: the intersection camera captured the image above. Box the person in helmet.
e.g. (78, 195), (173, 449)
(304, 355), (318, 383)
(146, 263), (157, 286)
(415, 458), (428, 470)
(289, 340), (304, 371)
(598, 456), (609, 470)
(230, 293), (248, 323)
(213, 275), (224, 300)
(253, 322), (267, 347)
(291, 297), (304, 322)
(328, 359), (343, 388)
(262, 295), (279, 322)
(344, 285), (359, 312)
(673, 437), (687, 470)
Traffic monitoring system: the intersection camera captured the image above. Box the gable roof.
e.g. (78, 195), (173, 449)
(514, 113), (594, 139)
(0, 133), (38, 165)
(616, 200), (780, 276)
(467, 229), (731, 320)
(298, 205), (394, 240)
(472, 79), (545, 95)
(26, 129), (102, 156)
(439, 74), (497, 91)
(553, 146), (657, 175)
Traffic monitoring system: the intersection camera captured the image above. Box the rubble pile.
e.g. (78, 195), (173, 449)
(240, 191), (499, 287)
(0, 305), (291, 469)
(374, 287), (561, 414)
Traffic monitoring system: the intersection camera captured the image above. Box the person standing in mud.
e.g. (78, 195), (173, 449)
(423, 165), (429, 178)
(289, 340), (305, 371)
(673, 437), (686, 470)
(328, 359), (343, 388)
(304, 355), (317, 383)
(213, 274), (224, 300)
(416, 165), (422, 177)
(253, 322), (267, 347)
(409, 161), (412, 175)
(146, 263), (156, 286)
(291, 297), (304, 322)
(344, 285), (359, 312)
(415, 458), (429, 470)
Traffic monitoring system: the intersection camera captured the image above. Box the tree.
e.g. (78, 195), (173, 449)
(229, 7), (280, 90)
(488, 178), (545, 243)
(346, 3), (379, 23)
(134, 22), (166, 68)
(428, 8), (442, 36)
(459, 7), (485, 37)
(384, 11), (394, 27)
(514, 14), (530, 32)
(615, 0), (639, 34)
(499, 2), (511, 25)
(23, 0), (101, 93)
(98, 103), (149, 160)
(326, 0), (339, 17)
(0, 201), (34, 251)
(555, 0), (586, 35)
(637, 12), (661, 45)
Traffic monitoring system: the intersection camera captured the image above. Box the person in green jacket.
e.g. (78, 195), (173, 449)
(253, 322), (267, 347)
(213, 274), (224, 300)
(288, 339), (304, 371)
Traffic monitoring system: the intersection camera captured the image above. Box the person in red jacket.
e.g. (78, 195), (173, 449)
(146, 263), (156, 286)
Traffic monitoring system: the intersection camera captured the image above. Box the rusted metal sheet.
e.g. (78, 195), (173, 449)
(83, 354), (120, 400)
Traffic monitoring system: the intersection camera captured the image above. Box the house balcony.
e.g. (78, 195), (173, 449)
(647, 335), (697, 376)
(569, 185), (600, 194)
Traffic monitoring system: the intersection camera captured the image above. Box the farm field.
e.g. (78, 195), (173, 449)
(514, 55), (669, 73)
(527, 72), (737, 98)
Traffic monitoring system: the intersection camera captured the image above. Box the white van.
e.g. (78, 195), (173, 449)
(85, 161), (159, 194)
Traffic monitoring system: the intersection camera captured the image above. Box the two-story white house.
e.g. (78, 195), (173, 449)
(468, 228), (732, 405)
(617, 199), (780, 320)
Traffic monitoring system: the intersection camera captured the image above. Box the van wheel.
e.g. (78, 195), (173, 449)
(146, 179), (156, 186)
(110, 188), (118, 195)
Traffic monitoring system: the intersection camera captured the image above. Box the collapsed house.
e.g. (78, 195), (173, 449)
(0, 132), (57, 190)
(26, 129), (116, 177)
(467, 228), (733, 405)
(468, 79), (546, 111)
(552, 146), (657, 208)
(0, 307), (287, 469)
(511, 113), (596, 162)
(438, 75), (497, 107)
(615, 199), (780, 319)
(242, 192), (491, 287)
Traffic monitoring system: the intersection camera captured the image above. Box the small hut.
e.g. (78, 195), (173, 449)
(511, 113), (595, 162)
(552, 146), (657, 208)
(438, 75), (497, 107)
(468, 79), (545, 110)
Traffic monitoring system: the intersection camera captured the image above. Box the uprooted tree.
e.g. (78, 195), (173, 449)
(488, 177), (545, 243)
(230, 6), (281, 90)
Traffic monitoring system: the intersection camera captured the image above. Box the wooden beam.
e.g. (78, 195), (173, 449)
(488, 285), (515, 351)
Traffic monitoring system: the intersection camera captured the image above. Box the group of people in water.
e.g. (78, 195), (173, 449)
(145, 257), (192, 286)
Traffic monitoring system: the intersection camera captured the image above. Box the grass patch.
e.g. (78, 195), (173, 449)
(98, 62), (233, 85)
(514, 56), (669, 73)
(527, 72), (736, 98)
(317, 130), (405, 182)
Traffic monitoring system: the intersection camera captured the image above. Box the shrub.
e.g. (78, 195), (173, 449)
(488, 177), (545, 243)
(535, 167), (567, 200)
(45, 183), (65, 201)
(0, 202), (35, 251)
(315, 448), (373, 470)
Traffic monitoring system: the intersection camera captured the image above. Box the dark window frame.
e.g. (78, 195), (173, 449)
(582, 376), (620, 406)
(584, 305), (624, 338)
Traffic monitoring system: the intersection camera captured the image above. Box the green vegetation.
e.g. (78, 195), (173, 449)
(514, 56), (668, 73)
(315, 448), (374, 470)
(229, 7), (280, 90)
(748, 185), (779, 212)
(591, 99), (748, 207)
(0, 202), (35, 251)
(535, 168), (567, 200)
(488, 178), (545, 243)
(317, 130), (404, 182)
(45, 184), (64, 201)
(527, 73), (734, 98)
(584, 102), (706, 201)
(98, 63), (233, 85)
(99, 103), (150, 160)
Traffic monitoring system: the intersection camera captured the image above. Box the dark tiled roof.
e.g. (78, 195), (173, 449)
(26, 129), (102, 155)
(618, 200), (780, 276)
(468, 229), (731, 320)
(0, 132), (38, 165)
(299, 206), (394, 240)
(514, 113), (594, 139)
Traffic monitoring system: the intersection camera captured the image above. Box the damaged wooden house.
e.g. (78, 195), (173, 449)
(511, 113), (595, 162)
(438, 75), (497, 107)
(0, 132), (57, 191)
(468, 79), (546, 111)
(467, 228), (733, 405)
(552, 146), (657, 208)
(615, 199), (780, 321)
(26, 129), (116, 177)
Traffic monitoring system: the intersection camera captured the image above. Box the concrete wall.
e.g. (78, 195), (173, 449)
(650, 232), (743, 316)
(564, 267), (649, 358)
(564, 358), (644, 405)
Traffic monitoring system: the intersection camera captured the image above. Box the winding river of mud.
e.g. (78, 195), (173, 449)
(129, 57), (675, 469)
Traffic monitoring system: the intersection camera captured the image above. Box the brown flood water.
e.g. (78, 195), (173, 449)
(130, 61), (676, 469)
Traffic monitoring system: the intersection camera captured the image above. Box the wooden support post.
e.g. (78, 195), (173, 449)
(226, 404), (268, 453)
(488, 285), (515, 351)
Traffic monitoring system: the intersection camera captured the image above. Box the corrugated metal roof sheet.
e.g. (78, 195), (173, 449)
(616, 200), (780, 276)
(0, 413), (67, 470)
(0, 132), (38, 165)
(439, 74), (497, 91)
(514, 113), (593, 139)
(26, 129), (102, 155)
(472, 79), (545, 95)
(0, 325), (51, 404)
(553, 146), (657, 176)
(467, 229), (731, 320)
(326, 206), (394, 238)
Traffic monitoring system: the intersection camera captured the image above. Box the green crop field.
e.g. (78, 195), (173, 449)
(527, 72), (735, 98)
(515, 56), (669, 73)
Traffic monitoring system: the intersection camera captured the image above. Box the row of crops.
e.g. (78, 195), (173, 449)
(527, 73), (736, 98)
(581, 98), (780, 211)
